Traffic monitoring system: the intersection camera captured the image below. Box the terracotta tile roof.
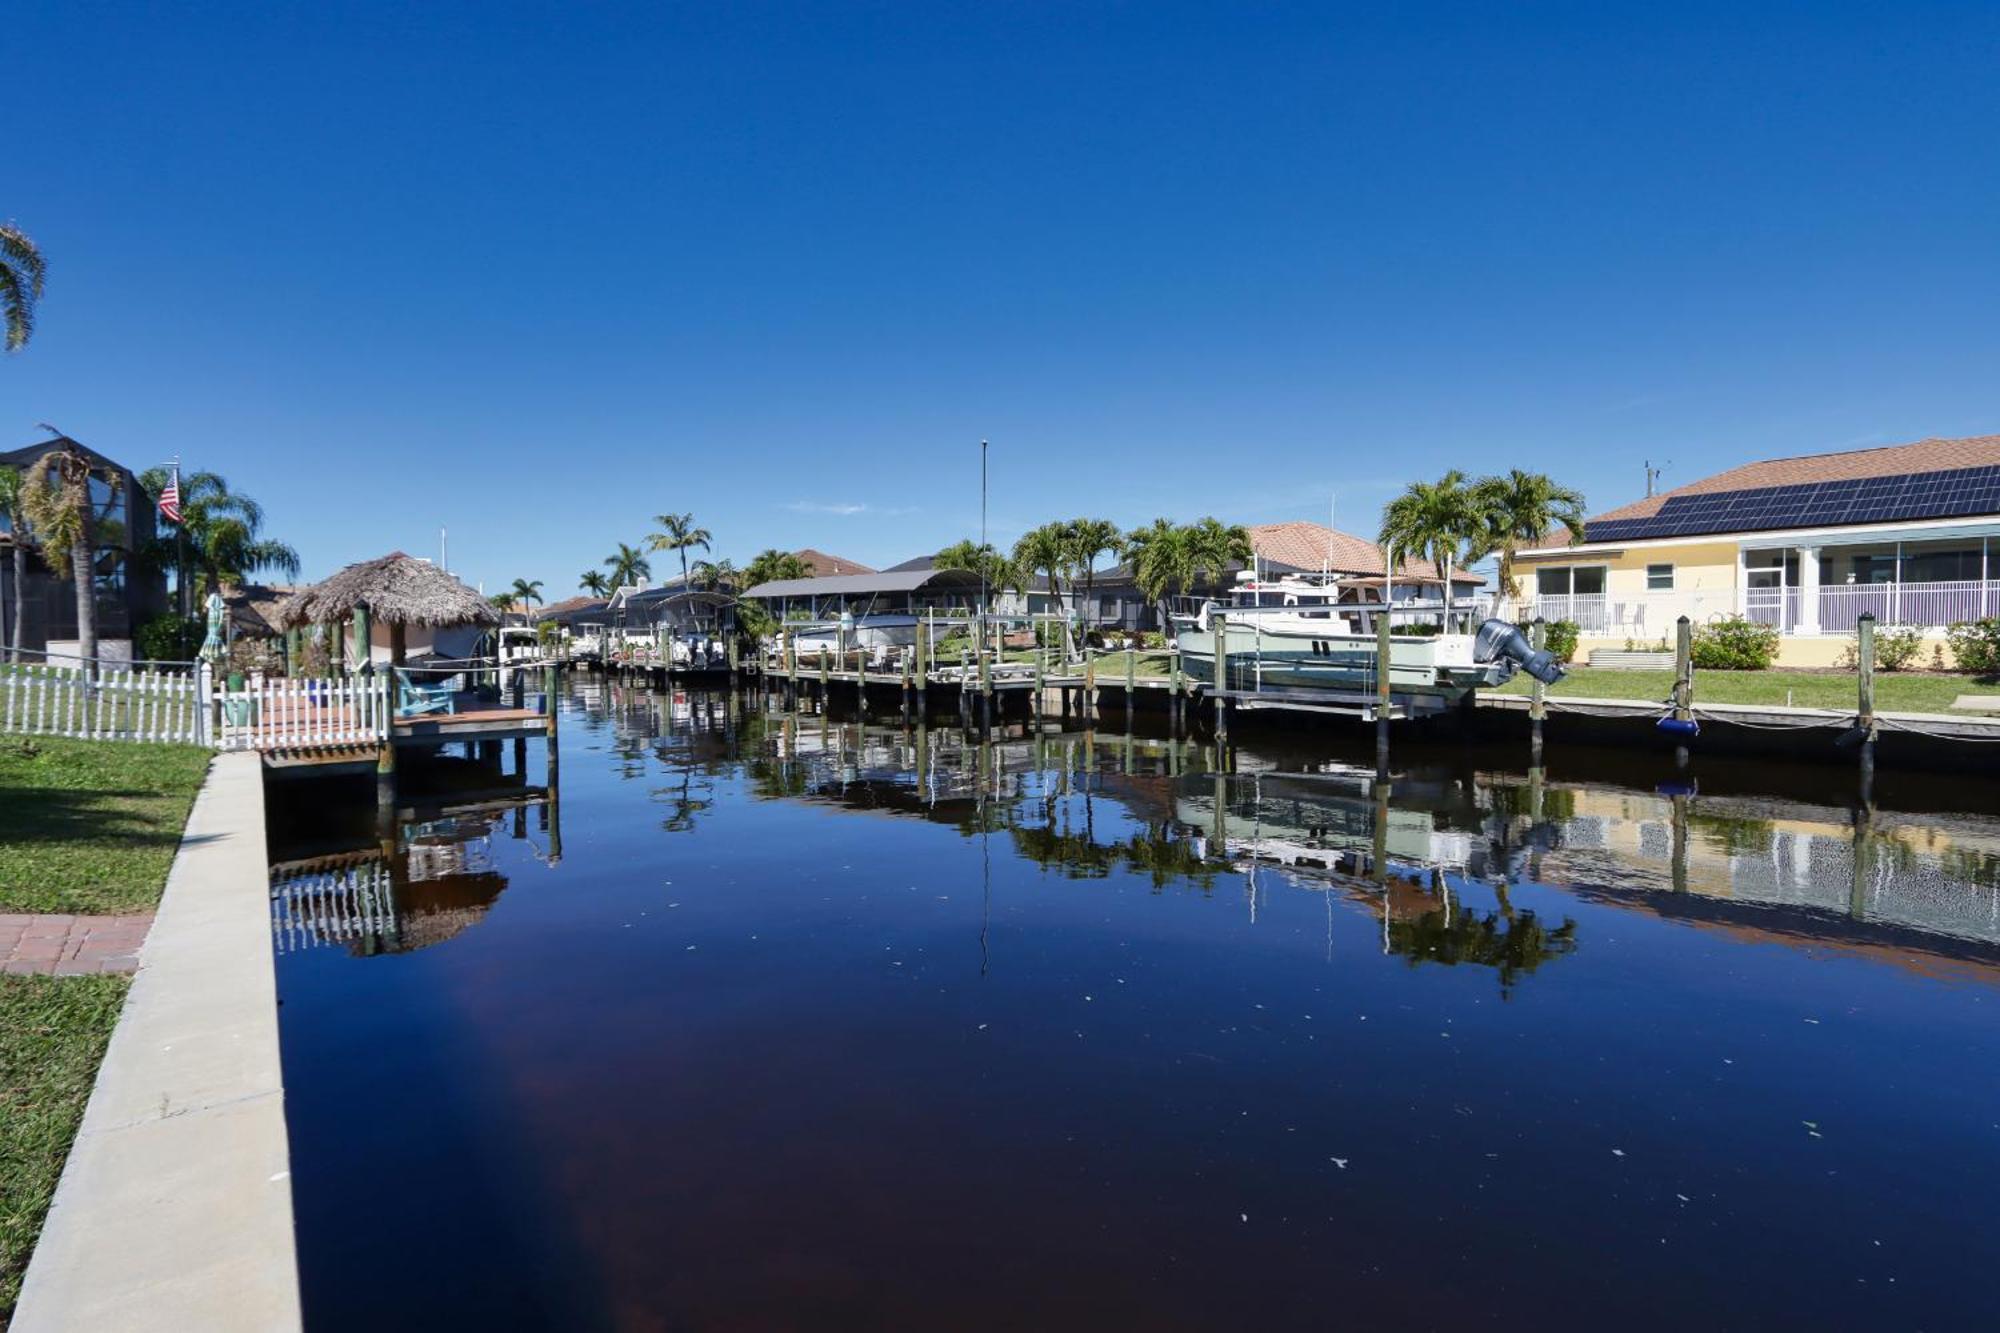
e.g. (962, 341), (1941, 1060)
(793, 548), (876, 577)
(1248, 521), (1484, 585)
(1587, 434), (2000, 529)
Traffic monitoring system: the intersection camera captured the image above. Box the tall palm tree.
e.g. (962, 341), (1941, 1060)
(20, 446), (98, 669)
(1472, 469), (1586, 606)
(137, 468), (300, 603)
(579, 570), (611, 598)
(1013, 524), (1074, 655)
(604, 542), (651, 591)
(1379, 470), (1484, 626)
(507, 578), (544, 611)
(646, 512), (712, 590)
(744, 548), (812, 588)
(1119, 518), (1192, 622)
(0, 465), (30, 660)
(1, 224), (46, 353)
(1063, 517), (1123, 630)
(1182, 517), (1253, 591)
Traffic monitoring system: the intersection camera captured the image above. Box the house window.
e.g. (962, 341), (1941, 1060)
(1647, 563), (1674, 591)
(1535, 565), (1607, 597)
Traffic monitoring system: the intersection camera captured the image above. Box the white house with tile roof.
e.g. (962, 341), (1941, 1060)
(1508, 434), (2000, 666)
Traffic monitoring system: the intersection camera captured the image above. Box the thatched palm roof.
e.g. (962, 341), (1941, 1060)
(279, 552), (500, 629)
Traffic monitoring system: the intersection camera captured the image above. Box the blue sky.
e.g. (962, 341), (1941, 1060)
(8, 1), (2000, 595)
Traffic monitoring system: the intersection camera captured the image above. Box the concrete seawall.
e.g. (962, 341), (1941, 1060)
(14, 751), (301, 1332)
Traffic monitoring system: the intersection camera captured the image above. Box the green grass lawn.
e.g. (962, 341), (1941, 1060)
(0, 737), (212, 915)
(0, 973), (130, 1322)
(1494, 666), (2000, 713)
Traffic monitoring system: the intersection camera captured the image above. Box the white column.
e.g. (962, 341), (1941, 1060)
(1797, 546), (1821, 635)
(1734, 545), (1747, 619)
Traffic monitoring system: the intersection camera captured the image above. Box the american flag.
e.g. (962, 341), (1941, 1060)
(158, 468), (181, 524)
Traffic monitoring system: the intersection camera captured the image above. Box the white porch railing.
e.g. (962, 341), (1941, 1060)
(0, 663), (204, 744)
(1516, 579), (2000, 637)
(1819, 580), (2000, 629)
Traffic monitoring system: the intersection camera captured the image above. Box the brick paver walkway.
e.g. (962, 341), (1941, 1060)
(0, 913), (154, 976)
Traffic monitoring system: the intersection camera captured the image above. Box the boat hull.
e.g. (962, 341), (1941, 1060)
(1173, 620), (1514, 698)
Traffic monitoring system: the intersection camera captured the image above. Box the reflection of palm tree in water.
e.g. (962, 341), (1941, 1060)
(1385, 877), (1578, 996)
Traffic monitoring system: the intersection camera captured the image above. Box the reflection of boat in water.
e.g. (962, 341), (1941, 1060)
(1172, 573), (1561, 707)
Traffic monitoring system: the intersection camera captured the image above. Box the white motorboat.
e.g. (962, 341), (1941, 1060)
(1172, 573), (1561, 704)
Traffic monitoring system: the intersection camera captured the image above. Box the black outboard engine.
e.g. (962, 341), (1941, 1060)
(1474, 618), (1566, 685)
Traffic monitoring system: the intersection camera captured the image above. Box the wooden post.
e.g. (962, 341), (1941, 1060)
(1672, 614), (1694, 769)
(352, 604), (371, 674)
(856, 638), (868, 714)
(375, 738), (397, 826)
(1125, 639), (1136, 721)
(1084, 648), (1097, 722)
(1212, 612), (1228, 742)
(1857, 611), (1877, 798)
(1169, 644), (1183, 732)
(916, 616), (930, 715)
(784, 627), (797, 706)
(1528, 620), (1546, 765)
(977, 619), (992, 731)
(1376, 605), (1393, 776)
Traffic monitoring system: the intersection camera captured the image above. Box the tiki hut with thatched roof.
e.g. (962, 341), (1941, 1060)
(278, 551), (499, 666)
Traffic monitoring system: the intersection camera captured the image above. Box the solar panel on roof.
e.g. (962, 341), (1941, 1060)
(1583, 465), (2000, 542)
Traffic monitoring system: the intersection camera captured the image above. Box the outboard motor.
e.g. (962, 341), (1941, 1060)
(1474, 618), (1566, 686)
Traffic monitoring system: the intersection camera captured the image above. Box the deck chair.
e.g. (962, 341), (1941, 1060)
(395, 669), (457, 718)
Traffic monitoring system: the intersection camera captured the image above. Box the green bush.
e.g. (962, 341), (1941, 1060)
(1947, 618), (2000, 675)
(1874, 624), (1925, 672)
(135, 614), (203, 663)
(1690, 616), (1779, 670)
(1543, 619), (1580, 664)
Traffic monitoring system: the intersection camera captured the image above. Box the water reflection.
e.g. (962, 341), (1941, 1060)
(271, 682), (2000, 1330)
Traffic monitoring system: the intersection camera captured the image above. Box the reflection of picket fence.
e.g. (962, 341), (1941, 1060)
(269, 860), (397, 954)
(0, 663), (206, 744)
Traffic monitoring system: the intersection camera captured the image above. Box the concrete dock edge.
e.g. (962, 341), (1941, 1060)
(13, 751), (302, 1332)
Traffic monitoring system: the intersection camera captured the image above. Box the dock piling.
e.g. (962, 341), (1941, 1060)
(1528, 620), (1547, 765)
(1672, 615), (1694, 768)
(1212, 613), (1229, 742)
(1857, 612), (1877, 799)
(1375, 603), (1392, 774)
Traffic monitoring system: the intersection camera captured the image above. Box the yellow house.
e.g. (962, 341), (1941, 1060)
(1509, 434), (2000, 666)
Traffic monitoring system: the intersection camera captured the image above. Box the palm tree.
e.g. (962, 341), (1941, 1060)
(137, 469), (300, 604)
(744, 548), (813, 588)
(0, 465), (30, 661)
(1182, 517), (1253, 591)
(935, 539), (1022, 597)
(1, 224), (46, 353)
(20, 446), (98, 669)
(646, 512), (712, 590)
(1063, 517), (1123, 631)
(1472, 469), (1585, 606)
(604, 542), (651, 591)
(507, 578), (544, 611)
(1120, 518), (1192, 623)
(691, 558), (738, 592)
(1013, 524), (1075, 656)
(579, 570), (611, 598)
(1379, 470), (1484, 626)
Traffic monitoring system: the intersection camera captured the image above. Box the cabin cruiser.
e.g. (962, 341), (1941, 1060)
(787, 612), (922, 658)
(1171, 572), (1561, 704)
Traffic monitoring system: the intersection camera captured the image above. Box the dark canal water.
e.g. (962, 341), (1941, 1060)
(269, 681), (2000, 1331)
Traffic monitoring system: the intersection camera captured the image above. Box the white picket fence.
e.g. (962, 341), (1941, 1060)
(1, 660), (396, 750)
(0, 662), (207, 744)
(214, 674), (393, 752)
